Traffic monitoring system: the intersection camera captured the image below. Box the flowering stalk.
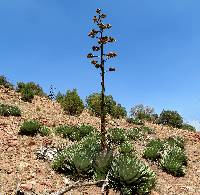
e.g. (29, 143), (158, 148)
(87, 9), (117, 151)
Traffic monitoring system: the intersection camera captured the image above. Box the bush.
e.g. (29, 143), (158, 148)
(56, 91), (65, 104)
(108, 128), (127, 144)
(141, 126), (155, 134)
(39, 126), (51, 136)
(143, 139), (164, 161)
(86, 93), (127, 118)
(109, 154), (156, 195)
(130, 104), (155, 122)
(16, 82), (45, 96)
(19, 120), (41, 136)
(160, 146), (187, 176)
(126, 117), (144, 125)
(111, 103), (127, 119)
(0, 75), (14, 89)
(158, 110), (183, 128)
(55, 124), (96, 141)
(55, 125), (78, 139)
(0, 103), (21, 116)
(21, 86), (34, 102)
(57, 89), (84, 116)
(181, 123), (196, 132)
(127, 128), (144, 140)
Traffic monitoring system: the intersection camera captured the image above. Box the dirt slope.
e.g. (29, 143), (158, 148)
(0, 86), (199, 195)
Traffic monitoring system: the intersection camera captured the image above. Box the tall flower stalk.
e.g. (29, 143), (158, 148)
(87, 9), (117, 151)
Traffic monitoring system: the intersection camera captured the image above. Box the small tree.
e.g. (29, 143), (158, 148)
(158, 110), (183, 128)
(131, 104), (155, 121)
(87, 9), (117, 151)
(58, 89), (84, 116)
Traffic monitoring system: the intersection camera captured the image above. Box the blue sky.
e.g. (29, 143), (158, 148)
(0, 0), (200, 127)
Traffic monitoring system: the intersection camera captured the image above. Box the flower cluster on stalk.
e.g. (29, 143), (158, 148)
(87, 8), (117, 70)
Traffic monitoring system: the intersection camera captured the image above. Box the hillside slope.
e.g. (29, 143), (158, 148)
(0, 86), (199, 195)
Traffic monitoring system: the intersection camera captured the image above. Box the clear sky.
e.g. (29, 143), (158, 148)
(0, 0), (200, 127)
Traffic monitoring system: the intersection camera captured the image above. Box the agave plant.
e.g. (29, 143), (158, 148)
(160, 146), (187, 176)
(109, 154), (156, 194)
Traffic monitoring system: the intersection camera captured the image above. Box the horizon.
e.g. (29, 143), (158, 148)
(1, 0), (200, 130)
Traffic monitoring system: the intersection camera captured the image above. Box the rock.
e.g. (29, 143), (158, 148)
(8, 140), (18, 147)
(20, 183), (32, 191)
(40, 180), (52, 187)
(151, 190), (160, 195)
(27, 140), (36, 146)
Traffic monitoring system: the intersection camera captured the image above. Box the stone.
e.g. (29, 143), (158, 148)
(8, 140), (18, 147)
(20, 183), (32, 191)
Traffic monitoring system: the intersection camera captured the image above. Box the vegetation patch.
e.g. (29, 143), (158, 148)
(0, 75), (14, 89)
(109, 154), (156, 195)
(56, 89), (84, 116)
(143, 136), (187, 177)
(181, 123), (196, 132)
(160, 146), (187, 177)
(55, 124), (96, 141)
(119, 141), (134, 154)
(19, 120), (41, 136)
(127, 127), (145, 141)
(165, 136), (185, 149)
(86, 93), (126, 119)
(158, 110), (183, 128)
(126, 117), (144, 125)
(0, 103), (21, 117)
(52, 134), (101, 177)
(143, 139), (164, 161)
(39, 126), (51, 136)
(52, 134), (156, 194)
(107, 128), (127, 144)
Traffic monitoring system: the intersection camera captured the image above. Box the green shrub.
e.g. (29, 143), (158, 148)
(16, 82), (45, 102)
(16, 82), (45, 96)
(19, 120), (41, 136)
(109, 154), (156, 195)
(39, 126), (51, 136)
(126, 117), (144, 125)
(127, 128), (144, 140)
(111, 103), (127, 119)
(158, 110), (183, 128)
(160, 146), (187, 176)
(55, 125), (77, 139)
(119, 141), (134, 154)
(108, 128), (127, 144)
(55, 125), (96, 141)
(93, 151), (113, 180)
(0, 75), (14, 89)
(0, 103), (21, 116)
(143, 139), (164, 161)
(21, 86), (34, 102)
(56, 91), (65, 104)
(130, 104), (155, 122)
(181, 123), (196, 132)
(57, 89), (84, 116)
(141, 126), (155, 134)
(86, 93), (127, 118)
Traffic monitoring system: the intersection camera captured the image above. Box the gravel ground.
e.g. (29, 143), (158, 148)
(0, 86), (199, 195)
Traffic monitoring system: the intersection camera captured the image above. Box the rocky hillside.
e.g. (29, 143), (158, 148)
(0, 86), (199, 195)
